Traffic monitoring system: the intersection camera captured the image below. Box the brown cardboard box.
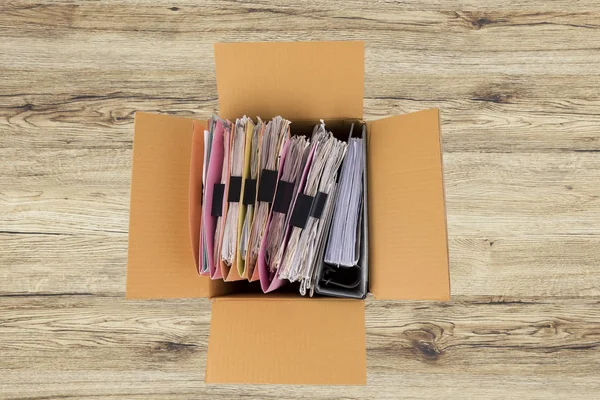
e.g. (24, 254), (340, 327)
(126, 41), (450, 384)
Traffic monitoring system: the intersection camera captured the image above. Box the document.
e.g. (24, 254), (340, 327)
(200, 116), (228, 279)
(324, 137), (365, 266)
(263, 135), (310, 272)
(313, 124), (368, 299)
(213, 119), (232, 275)
(233, 117), (257, 277)
(246, 116), (290, 280)
(239, 118), (263, 274)
(198, 115), (364, 293)
(221, 117), (252, 267)
(277, 123), (347, 292)
(198, 126), (213, 275)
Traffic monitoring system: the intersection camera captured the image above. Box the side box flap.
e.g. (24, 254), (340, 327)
(126, 112), (210, 299)
(367, 109), (450, 300)
(206, 295), (366, 384)
(214, 41), (364, 121)
(189, 121), (205, 270)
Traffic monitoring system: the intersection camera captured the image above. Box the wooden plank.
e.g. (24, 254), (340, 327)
(0, 296), (598, 399)
(445, 152), (600, 237)
(2, 151), (598, 235)
(0, 233), (127, 295)
(3, 0), (600, 11)
(2, 93), (600, 152)
(2, 5), (600, 41)
(2, 69), (599, 102)
(2, 34), (599, 76)
(1, 233), (599, 297)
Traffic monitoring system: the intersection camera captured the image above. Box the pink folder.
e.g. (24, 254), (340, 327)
(200, 120), (226, 279)
(258, 140), (317, 293)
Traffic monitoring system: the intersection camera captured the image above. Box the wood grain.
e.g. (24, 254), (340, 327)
(1, 1), (599, 399)
(1, 296), (598, 399)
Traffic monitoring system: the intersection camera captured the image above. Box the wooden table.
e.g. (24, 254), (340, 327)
(1, 2), (599, 399)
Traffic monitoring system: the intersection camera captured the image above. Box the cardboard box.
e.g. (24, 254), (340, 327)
(126, 41), (450, 384)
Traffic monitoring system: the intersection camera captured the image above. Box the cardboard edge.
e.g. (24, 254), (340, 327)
(314, 123), (368, 300)
(436, 109), (452, 301)
(208, 279), (245, 298)
(189, 121), (206, 272)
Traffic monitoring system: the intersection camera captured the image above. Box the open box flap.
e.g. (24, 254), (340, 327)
(205, 295), (366, 384)
(127, 112), (213, 298)
(367, 109), (450, 300)
(214, 41), (364, 121)
(189, 121), (204, 269)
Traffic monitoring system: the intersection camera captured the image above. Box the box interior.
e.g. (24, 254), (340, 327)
(199, 117), (369, 299)
(127, 109), (451, 302)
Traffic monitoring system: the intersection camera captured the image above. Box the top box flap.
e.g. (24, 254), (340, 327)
(214, 41), (364, 121)
(367, 109), (450, 300)
(126, 112), (211, 299)
(205, 295), (366, 384)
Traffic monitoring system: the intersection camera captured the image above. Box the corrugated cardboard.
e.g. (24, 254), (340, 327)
(367, 109), (450, 300)
(126, 41), (450, 384)
(214, 41), (364, 121)
(206, 295), (366, 384)
(189, 121), (205, 271)
(126, 113), (209, 299)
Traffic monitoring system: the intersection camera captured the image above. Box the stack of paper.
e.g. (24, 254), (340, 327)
(277, 123), (347, 293)
(213, 120), (232, 276)
(239, 119), (263, 268)
(245, 116), (290, 279)
(324, 137), (365, 267)
(263, 135), (310, 272)
(199, 116), (228, 278)
(196, 115), (368, 297)
(221, 117), (253, 267)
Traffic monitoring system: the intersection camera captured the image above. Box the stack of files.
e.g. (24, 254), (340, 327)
(198, 115), (291, 281)
(196, 114), (369, 299)
(218, 116), (255, 280)
(257, 134), (311, 292)
(274, 122), (347, 295)
(239, 118), (264, 278)
(325, 134), (365, 266)
(315, 124), (369, 299)
(244, 116), (290, 281)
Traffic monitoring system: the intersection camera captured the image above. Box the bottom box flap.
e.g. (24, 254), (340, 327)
(367, 109), (450, 300)
(126, 112), (210, 299)
(206, 295), (366, 384)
